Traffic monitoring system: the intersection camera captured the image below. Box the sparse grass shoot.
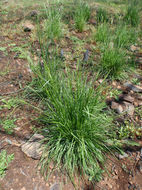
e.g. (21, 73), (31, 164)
(96, 8), (109, 23)
(74, 2), (91, 32)
(100, 48), (126, 78)
(114, 25), (137, 48)
(43, 6), (63, 40)
(124, 4), (140, 27)
(95, 23), (111, 44)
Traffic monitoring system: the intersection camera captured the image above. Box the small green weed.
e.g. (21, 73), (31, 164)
(10, 47), (27, 59)
(0, 150), (14, 178)
(0, 47), (7, 52)
(100, 48), (126, 78)
(74, 2), (91, 32)
(0, 118), (17, 134)
(1, 98), (19, 110)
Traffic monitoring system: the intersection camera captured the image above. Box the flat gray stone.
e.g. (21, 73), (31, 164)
(124, 82), (142, 93)
(111, 101), (123, 114)
(50, 183), (60, 190)
(119, 94), (135, 103)
(115, 152), (128, 160)
(21, 134), (44, 160)
(123, 101), (135, 116)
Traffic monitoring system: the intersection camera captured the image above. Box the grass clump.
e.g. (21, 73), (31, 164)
(114, 25), (137, 48)
(95, 23), (111, 44)
(124, 4), (140, 27)
(100, 48), (126, 78)
(74, 2), (91, 32)
(96, 8), (109, 23)
(29, 53), (121, 184)
(43, 6), (63, 40)
(0, 150), (14, 178)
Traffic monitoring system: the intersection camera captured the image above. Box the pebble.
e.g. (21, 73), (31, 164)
(50, 183), (60, 190)
(124, 82), (142, 93)
(115, 152), (129, 160)
(111, 101), (123, 114)
(21, 187), (26, 190)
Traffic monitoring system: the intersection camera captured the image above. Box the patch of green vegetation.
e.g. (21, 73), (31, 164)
(10, 46), (27, 59)
(0, 118), (17, 135)
(1, 98), (20, 110)
(118, 122), (142, 140)
(100, 48), (126, 78)
(8, 43), (16, 47)
(95, 23), (111, 44)
(74, 2), (91, 32)
(96, 8), (109, 23)
(42, 6), (63, 41)
(124, 3), (140, 27)
(0, 150), (14, 178)
(109, 88), (121, 100)
(114, 25), (137, 48)
(0, 47), (7, 51)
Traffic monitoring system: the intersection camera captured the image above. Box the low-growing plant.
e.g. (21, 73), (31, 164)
(95, 23), (111, 44)
(28, 54), (121, 185)
(0, 118), (17, 134)
(96, 8), (109, 23)
(100, 48), (126, 78)
(0, 150), (14, 178)
(74, 2), (91, 32)
(1, 98), (19, 110)
(124, 4), (140, 27)
(114, 25), (137, 48)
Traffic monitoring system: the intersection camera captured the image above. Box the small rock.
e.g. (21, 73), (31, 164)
(115, 152), (129, 160)
(21, 134), (44, 160)
(119, 94), (135, 103)
(98, 79), (103, 84)
(123, 101), (135, 116)
(124, 82), (142, 93)
(137, 160), (142, 173)
(30, 10), (38, 17)
(83, 50), (89, 62)
(111, 101), (123, 114)
(50, 183), (60, 190)
(138, 100), (142, 106)
(21, 187), (26, 190)
(23, 21), (34, 32)
(134, 100), (139, 107)
(130, 45), (139, 52)
(136, 57), (142, 64)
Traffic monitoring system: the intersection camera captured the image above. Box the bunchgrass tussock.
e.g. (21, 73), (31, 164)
(74, 2), (91, 32)
(29, 52), (121, 184)
(114, 25), (137, 48)
(96, 8), (109, 23)
(100, 48), (126, 78)
(124, 4), (140, 27)
(95, 23), (111, 44)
